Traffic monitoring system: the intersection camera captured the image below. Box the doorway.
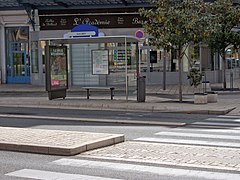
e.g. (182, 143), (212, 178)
(5, 27), (30, 84)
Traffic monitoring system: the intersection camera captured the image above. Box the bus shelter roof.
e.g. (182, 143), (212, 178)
(40, 36), (141, 44)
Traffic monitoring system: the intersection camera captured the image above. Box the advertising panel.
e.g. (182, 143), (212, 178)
(92, 50), (109, 75)
(49, 46), (68, 90)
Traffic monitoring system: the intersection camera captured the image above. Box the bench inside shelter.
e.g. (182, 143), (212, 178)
(82, 87), (115, 100)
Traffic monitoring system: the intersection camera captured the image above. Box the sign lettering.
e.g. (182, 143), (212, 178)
(40, 14), (146, 30)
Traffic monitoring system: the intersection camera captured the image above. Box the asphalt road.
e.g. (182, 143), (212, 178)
(0, 106), (218, 125)
(0, 106), (240, 180)
(0, 151), (218, 180)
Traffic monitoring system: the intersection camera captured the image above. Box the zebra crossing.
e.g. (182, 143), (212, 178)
(191, 115), (240, 128)
(5, 158), (240, 180)
(134, 115), (240, 148)
(6, 169), (121, 180)
(5, 115), (240, 180)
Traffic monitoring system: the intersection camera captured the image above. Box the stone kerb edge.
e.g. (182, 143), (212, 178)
(0, 134), (125, 156)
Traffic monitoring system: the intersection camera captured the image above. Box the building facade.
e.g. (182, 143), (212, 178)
(0, 7), (239, 87)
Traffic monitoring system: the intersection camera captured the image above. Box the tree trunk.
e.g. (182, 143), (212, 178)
(222, 49), (226, 89)
(178, 48), (183, 102)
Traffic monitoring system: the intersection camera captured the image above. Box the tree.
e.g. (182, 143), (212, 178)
(139, 0), (210, 102)
(207, 0), (240, 89)
(187, 68), (203, 89)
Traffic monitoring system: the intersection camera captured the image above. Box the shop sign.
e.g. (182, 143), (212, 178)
(68, 31), (96, 37)
(68, 24), (99, 37)
(40, 14), (146, 30)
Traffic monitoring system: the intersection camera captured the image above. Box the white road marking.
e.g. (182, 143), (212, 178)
(192, 122), (240, 127)
(167, 128), (240, 134)
(6, 169), (121, 180)
(155, 131), (240, 140)
(134, 137), (240, 148)
(218, 115), (240, 119)
(51, 158), (240, 180)
(205, 118), (240, 122)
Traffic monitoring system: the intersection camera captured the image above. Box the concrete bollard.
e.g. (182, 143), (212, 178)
(194, 93), (208, 104)
(207, 91), (218, 103)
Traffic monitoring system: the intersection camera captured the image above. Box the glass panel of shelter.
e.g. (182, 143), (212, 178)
(107, 42), (137, 93)
(42, 41), (138, 97)
(139, 45), (178, 74)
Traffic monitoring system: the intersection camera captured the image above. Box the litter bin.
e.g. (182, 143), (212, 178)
(137, 76), (146, 102)
(202, 81), (211, 92)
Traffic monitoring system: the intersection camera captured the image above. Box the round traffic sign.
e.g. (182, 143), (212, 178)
(135, 30), (144, 38)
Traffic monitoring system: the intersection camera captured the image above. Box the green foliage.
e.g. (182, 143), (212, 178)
(187, 68), (203, 87)
(139, 0), (210, 52)
(207, 0), (240, 56)
(206, 0), (240, 89)
(190, 45), (200, 64)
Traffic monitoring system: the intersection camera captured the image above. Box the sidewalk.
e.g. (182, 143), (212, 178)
(0, 83), (239, 115)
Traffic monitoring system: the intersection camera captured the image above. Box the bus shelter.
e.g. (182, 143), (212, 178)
(41, 36), (141, 101)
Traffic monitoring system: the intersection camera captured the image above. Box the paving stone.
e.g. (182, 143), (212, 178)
(81, 141), (240, 171)
(0, 127), (124, 155)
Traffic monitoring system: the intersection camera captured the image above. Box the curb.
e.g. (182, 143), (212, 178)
(0, 113), (186, 127)
(0, 101), (235, 115)
(175, 107), (236, 115)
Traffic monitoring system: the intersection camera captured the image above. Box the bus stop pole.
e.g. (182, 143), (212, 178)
(45, 40), (50, 91)
(136, 42), (139, 77)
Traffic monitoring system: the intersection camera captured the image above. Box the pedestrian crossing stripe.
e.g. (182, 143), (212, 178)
(191, 116), (240, 127)
(6, 164), (240, 180)
(205, 117), (240, 122)
(134, 137), (240, 148)
(49, 158), (240, 180)
(6, 169), (121, 180)
(155, 131), (240, 140)
(171, 128), (240, 134)
(191, 121), (240, 127)
(218, 115), (240, 119)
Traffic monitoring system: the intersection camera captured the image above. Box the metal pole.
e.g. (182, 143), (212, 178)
(138, 43), (141, 76)
(125, 37), (128, 101)
(45, 40), (50, 91)
(204, 72), (206, 93)
(136, 42), (139, 77)
(239, 49), (240, 78)
(230, 53), (233, 91)
(230, 71), (233, 91)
